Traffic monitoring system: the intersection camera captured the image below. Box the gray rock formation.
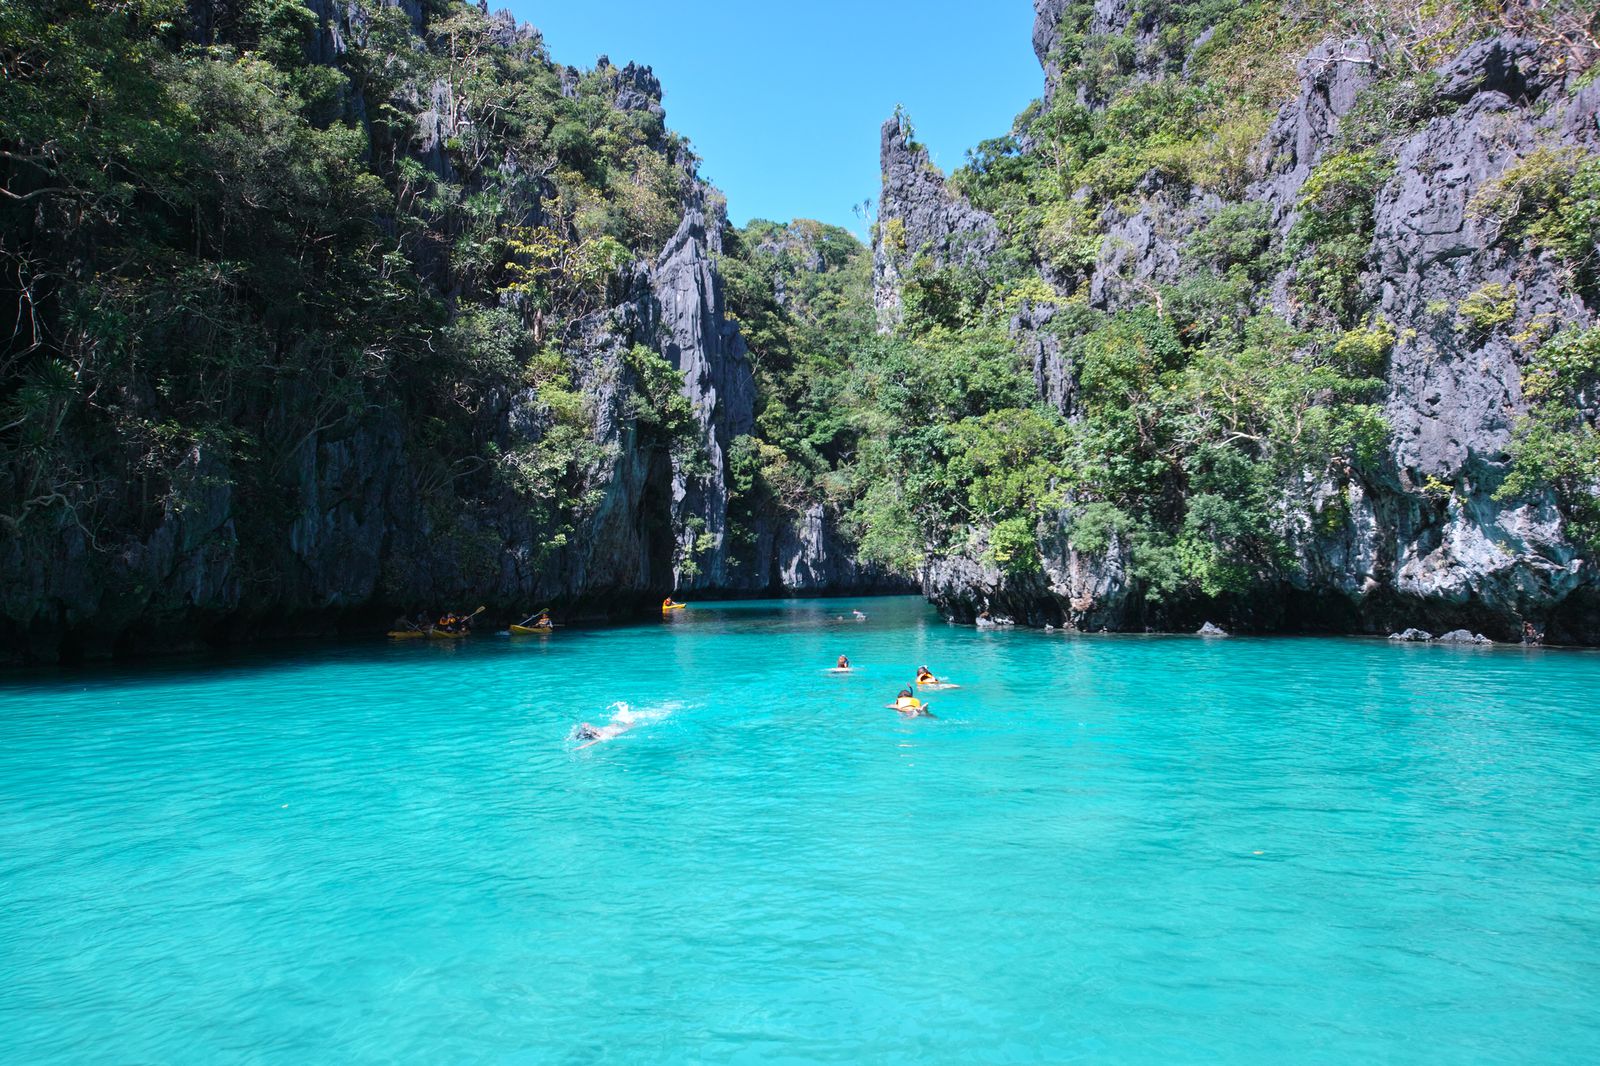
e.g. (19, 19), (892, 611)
(1388, 628), (1433, 642)
(1436, 36), (1552, 103)
(1436, 629), (1494, 645)
(1014, 302), (1074, 415)
(1090, 181), (1220, 311)
(649, 189), (756, 591)
(872, 116), (1001, 331)
(607, 59), (666, 119)
(1249, 38), (1376, 230)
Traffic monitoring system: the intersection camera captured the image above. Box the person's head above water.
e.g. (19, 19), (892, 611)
(898, 688), (913, 699)
(838, 655), (849, 668)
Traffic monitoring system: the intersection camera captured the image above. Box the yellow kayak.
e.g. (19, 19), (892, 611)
(387, 630), (426, 640)
(428, 628), (469, 640)
(662, 603), (687, 612)
(510, 624), (553, 635)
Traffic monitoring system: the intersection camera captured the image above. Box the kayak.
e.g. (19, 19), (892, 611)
(662, 603), (687, 612)
(387, 630), (426, 640)
(509, 624), (552, 635)
(428, 628), (469, 640)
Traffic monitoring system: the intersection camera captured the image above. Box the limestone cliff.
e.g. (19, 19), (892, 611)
(877, 1), (1600, 642)
(873, 116), (1001, 331)
(0, 1), (871, 663)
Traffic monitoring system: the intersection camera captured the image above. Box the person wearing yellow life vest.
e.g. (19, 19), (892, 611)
(893, 688), (932, 717)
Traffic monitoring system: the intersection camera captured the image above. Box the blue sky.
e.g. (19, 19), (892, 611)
(509, 0), (1043, 239)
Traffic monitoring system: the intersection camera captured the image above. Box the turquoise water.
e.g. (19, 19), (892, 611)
(2, 596), (1598, 1063)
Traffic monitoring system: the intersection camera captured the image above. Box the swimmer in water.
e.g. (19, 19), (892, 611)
(837, 655), (850, 670)
(853, 609), (867, 620)
(891, 688), (934, 718)
(572, 705), (642, 749)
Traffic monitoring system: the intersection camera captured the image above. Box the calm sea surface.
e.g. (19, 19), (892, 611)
(2, 597), (1597, 1063)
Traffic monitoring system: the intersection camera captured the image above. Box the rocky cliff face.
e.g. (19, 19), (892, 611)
(873, 117), (1001, 331)
(651, 188), (756, 591)
(0, 2), (873, 664)
(878, 1), (1600, 642)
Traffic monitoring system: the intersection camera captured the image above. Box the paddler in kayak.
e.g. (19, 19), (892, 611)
(662, 596), (685, 610)
(532, 610), (553, 630)
(436, 610), (476, 634)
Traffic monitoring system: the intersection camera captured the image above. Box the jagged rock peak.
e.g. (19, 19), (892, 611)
(871, 113), (1000, 331)
(486, 9), (541, 54)
(611, 60), (665, 115)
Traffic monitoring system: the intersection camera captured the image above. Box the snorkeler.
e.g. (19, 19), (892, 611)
(915, 665), (936, 684)
(891, 688), (934, 717)
(837, 655), (851, 670)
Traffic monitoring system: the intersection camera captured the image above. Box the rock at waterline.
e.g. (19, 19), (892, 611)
(1388, 628), (1434, 642)
(1436, 629), (1494, 645)
(1198, 622), (1228, 637)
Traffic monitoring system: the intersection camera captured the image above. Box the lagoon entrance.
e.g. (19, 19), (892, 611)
(2, 597), (1597, 1062)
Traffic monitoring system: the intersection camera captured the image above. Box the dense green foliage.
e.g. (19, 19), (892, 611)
(1471, 147), (1600, 302)
(1498, 326), (1600, 545)
(717, 219), (874, 566)
(0, 0), (698, 581)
